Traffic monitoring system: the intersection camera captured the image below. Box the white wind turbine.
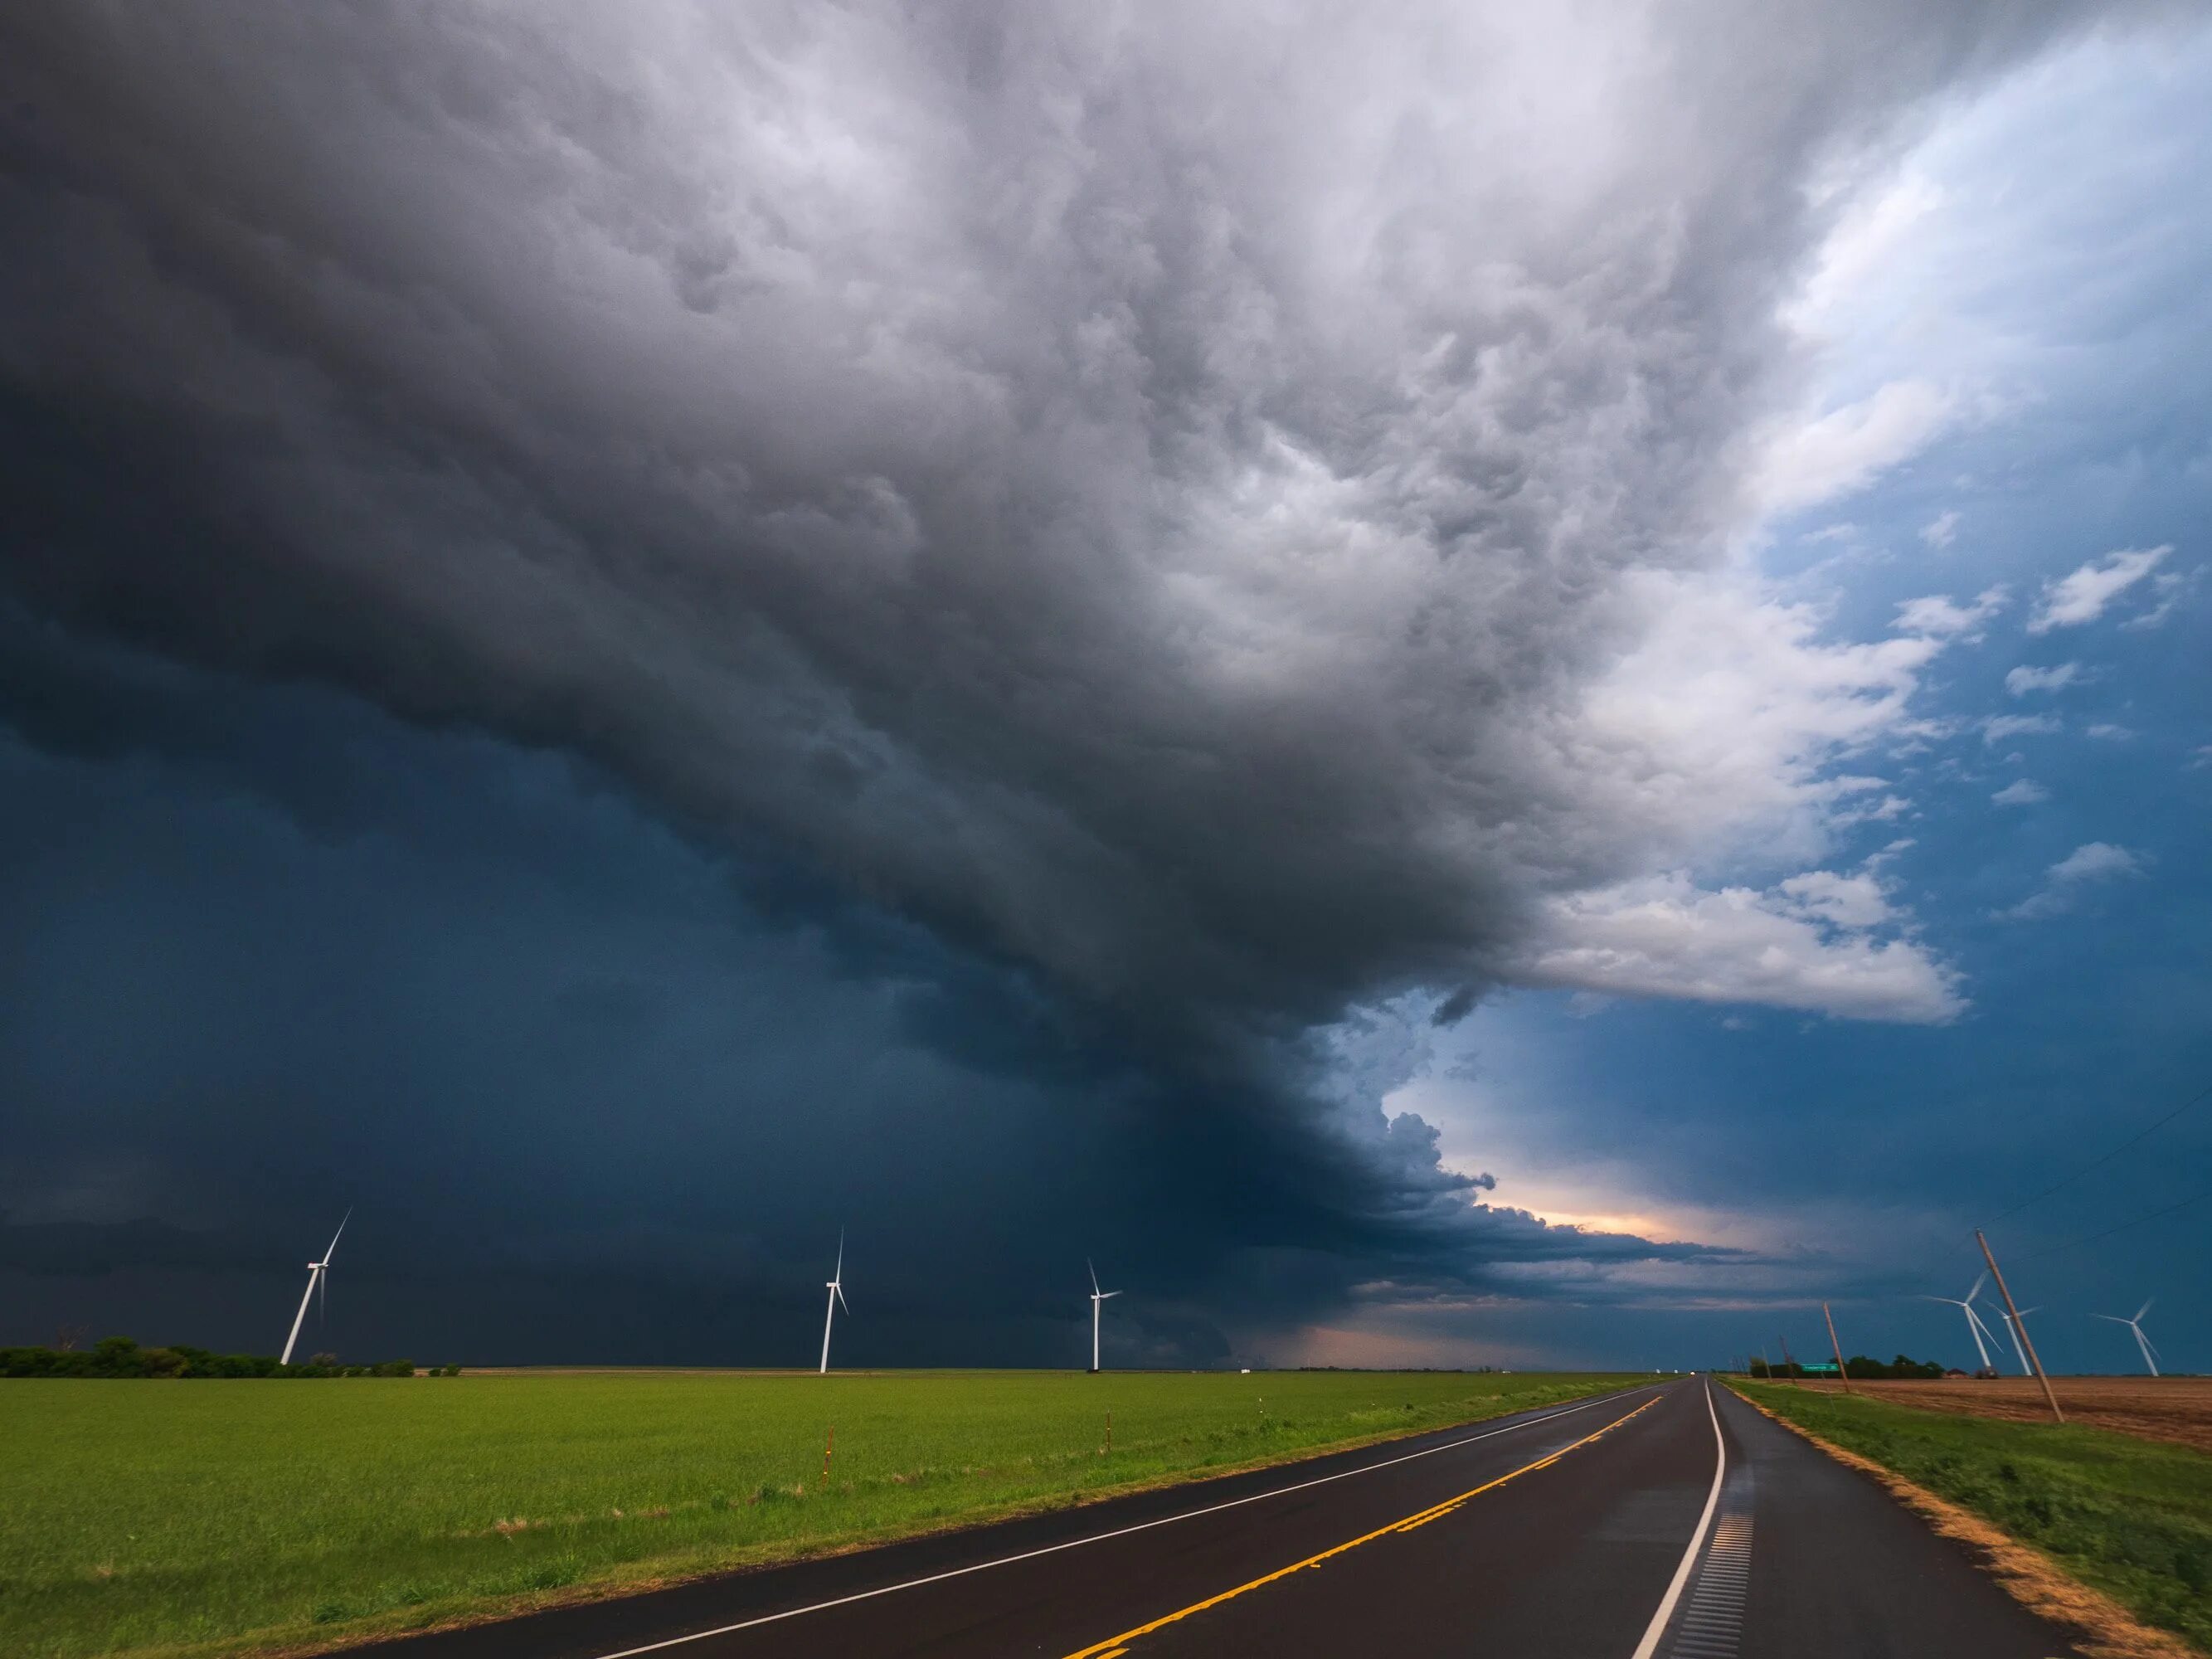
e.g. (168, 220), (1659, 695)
(1087, 1259), (1121, 1374)
(819, 1231), (849, 1375)
(2094, 1300), (2160, 1377)
(280, 1209), (350, 1366)
(1991, 1304), (2040, 1377)
(1922, 1273), (2002, 1374)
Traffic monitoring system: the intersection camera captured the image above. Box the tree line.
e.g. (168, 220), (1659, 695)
(1748, 1353), (1947, 1379)
(1, 1335), (461, 1378)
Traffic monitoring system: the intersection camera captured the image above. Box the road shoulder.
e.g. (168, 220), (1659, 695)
(1723, 1382), (2195, 1659)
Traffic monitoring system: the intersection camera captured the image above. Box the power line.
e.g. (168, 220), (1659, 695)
(1980, 1076), (2212, 1228)
(2018, 1186), (2212, 1266)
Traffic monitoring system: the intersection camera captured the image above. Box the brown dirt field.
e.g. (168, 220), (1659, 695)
(1791, 1375), (2212, 1453)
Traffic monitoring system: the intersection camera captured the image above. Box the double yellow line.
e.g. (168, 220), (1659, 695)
(1065, 1394), (1660, 1658)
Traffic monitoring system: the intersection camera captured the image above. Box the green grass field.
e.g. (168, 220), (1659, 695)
(0, 1368), (1636, 1658)
(1733, 1379), (2212, 1652)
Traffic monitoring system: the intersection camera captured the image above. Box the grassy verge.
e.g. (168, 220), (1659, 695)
(1733, 1379), (2212, 1653)
(0, 1369), (1636, 1658)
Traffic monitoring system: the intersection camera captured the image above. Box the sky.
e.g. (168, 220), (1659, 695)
(2, 2), (2206, 1374)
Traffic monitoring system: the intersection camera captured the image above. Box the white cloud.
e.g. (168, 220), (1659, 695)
(1787, 169), (1947, 333)
(1522, 868), (1963, 1024)
(2190, 746), (2212, 771)
(1563, 568), (1957, 882)
(1836, 792), (1910, 825)
(1894, 585), (2005, 637)
(1773, 868), (1897, 929)
(2086, 722), (2134, 741)
(1754, 379), (1957, 516)
(2050, 844), (2144, 881)
(1993, 841), (2146, 921)
(1981, 713), (2059, 742)
(1990, 779), (2048, 806)
(2004, 662), (2082, 696)
(1920, 509), (1961, 548)
(2028, 545), (2172, 632)
(1521, 563), (2012, 1022)
(2122, 567), (2198, 631)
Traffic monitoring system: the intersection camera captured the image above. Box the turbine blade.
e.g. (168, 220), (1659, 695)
(1967, 1272), (1987, 1302)
(835, 1282), (848, 1316)
(1101, 1290), (1121, 1299)
(2093, 1313), (2126, 1323)
(834, 1228), (843, 1282)
(318, 1264), (328, 1324)
(2136, 1298), (2154, 1323)
(1088, 1258), (1100, 1295)
(324, 1206), (352, 1263)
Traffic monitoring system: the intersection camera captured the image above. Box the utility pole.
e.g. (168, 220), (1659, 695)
(1759, 1343), (1772, 1380)
(1822, 1301), (1851, 1394)
(1779, 1335), (1800, 1386)
(1976, 1228), (2064, 1424)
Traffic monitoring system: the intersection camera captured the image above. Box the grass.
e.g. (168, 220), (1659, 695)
(0, 1368), (1636, 1658)
(1733, 1379), (2212, 1653)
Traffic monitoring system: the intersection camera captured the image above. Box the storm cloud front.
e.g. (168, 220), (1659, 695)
(3, 2), (2205, 1369)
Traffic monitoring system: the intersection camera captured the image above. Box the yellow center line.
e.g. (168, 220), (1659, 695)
(1059, 1394), (1661, 1658)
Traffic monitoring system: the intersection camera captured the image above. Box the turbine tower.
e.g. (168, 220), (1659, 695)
(280, 1209), (350, 1366)
(819, 1231), (848, 1375)
(1087, 1259), (1121, 1374)
(2094, 1300), (2160, 1377)
(1921, 1273), (2001, 1374)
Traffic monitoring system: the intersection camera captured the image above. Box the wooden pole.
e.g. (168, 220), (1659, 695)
(1779, 1335), (1800, 1386)
(1976, 1228), (2064, 1424)
(1822, 1301), (1851, 1394)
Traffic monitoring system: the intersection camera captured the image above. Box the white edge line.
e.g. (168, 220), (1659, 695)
(589, 1381), (1670, 1659)
(1627, 1375), (1726, 1659)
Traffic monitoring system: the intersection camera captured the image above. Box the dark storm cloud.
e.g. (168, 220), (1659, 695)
(0, 2), (2169, 1354)
(0, 628), (1733, 1363)
(2, 0), (2143, 1025)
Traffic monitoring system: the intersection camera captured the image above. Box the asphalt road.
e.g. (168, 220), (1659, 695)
(377, 1379), (2088, 1658)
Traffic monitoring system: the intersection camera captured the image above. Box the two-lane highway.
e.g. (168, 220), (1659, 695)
(376, 1379), (2090, 1658)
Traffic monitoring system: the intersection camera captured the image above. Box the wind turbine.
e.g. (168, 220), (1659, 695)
(1087, 1259), (1121, 1374)
(2094, 1300), (2160, 1377)
(1921, 1273), (2002, 1374)
(280, 1209), (350, 1366)
(819, 1231), (848, 1375)
(1991, 1304), (2039, 1377)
